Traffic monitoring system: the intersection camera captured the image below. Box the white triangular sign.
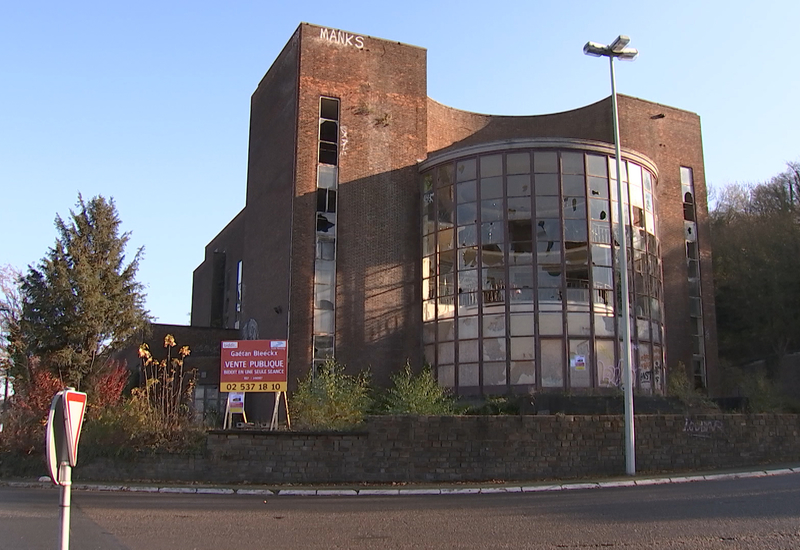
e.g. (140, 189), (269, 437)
(63, 390), (87, 467)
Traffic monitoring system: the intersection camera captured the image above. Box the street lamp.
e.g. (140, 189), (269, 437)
(583, 35), (638, 476)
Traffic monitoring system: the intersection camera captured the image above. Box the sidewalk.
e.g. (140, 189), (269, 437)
(3, 464), (799, 497)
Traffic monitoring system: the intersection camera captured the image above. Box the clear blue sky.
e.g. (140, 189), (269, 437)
(2, 0), (798, 325)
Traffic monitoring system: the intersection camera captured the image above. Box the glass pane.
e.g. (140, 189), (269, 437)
(510, 335), (535, 360)
(480, 176), (503, 199)
(507, 153), (531, 175)
(480, 154), (503, 178)
(437, 365), (454, 388)
(439, 250), (455, 274)
(538, 312), (563, 335)
(483, 314), (506, 337)
(591, 221), (611, 244)
(534, 151), (558, 173)
(457, 180), (477, 203)
(459, 339), (479, 363)
(481, 199), (503, 222)
(509, 312), (535, 336)
(536, 218), (560, 241)
(507, 197), (532, 220)
(438, 342), (454, 364)
(314, 308), (334, 334)
(483, 338), (506, 361)
(564, 220), (587, 242)
(437, 164), (454, 188)
(437, 186), (453, 224)
(511, 361), (536, 385)
(596, 339), (617, 387)
(439, 227), (454, 251)
(458, 224), (477, 247)
(423, 323), (436, 344)
(591, 245), (612, 267)
(507, 174), (531, 196)
(536, 196), (560, 218)
(563, 196), (587, 219)
(458, 292), (479, 314)
(482, 266), (505, 290)
(481, 221), (505, 244)
(458, 316), (479, 339)
(567, 312), (591, 336)
(537, 265), (562, 287)
(569, 339), (591, 387)
(484, 362), (507, 386)
(457, 159), (476, 182)
(587, 155), (608, 177)
(423, 299), (436, 321)
(437, 300), (454, 319)
(509, 240), (533, 266)
(594, 313), (615, 337)
(534, 173), (559, 195)
(639, 344), (653, 392)
(541, 339), (564, 387)
(318, 165), (338, 189)
(562, 175), (586, 196)
(561, 152), (584, 174)
(590, 199), (610, 221)
(459, 247), (479, 269)
(457, 268), (479, 292)
(458, 363), (479, 387)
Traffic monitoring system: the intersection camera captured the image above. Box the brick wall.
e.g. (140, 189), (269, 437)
(75, 414), (800, 484)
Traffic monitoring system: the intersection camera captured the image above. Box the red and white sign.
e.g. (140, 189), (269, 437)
(45, 389), (88, 485)
(220, 340), (287, 392)
(63, 390), (87, 467)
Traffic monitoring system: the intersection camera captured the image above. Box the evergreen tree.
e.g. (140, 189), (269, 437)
(20, 195), (149, 389)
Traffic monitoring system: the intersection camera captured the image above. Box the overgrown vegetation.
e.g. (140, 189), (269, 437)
(718, 362), (798, 413)
(290, 360), (372, 431)
(380, 362), (455, 415)
(667, 362), (718, 412)
(711, 162), (800, 364)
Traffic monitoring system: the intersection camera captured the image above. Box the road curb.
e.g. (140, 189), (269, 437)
(5, 466), (799, 497)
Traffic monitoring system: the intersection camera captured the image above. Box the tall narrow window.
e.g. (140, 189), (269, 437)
(313, 97), (340, 374)
(234, 260), (243, 330)
(680, 166), (705, 389)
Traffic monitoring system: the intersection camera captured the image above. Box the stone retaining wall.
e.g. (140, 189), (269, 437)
(76, 414), (800, 484)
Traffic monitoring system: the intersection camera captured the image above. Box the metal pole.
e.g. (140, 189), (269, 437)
(59, 462), (71, 550)
(610, 55), (636, 475)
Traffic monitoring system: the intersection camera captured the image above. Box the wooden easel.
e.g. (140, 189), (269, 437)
(270, 391), (291, 430)
(223, 393), (247, 429)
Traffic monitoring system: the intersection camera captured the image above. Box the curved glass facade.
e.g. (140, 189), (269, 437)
(421, 143), (664, 395)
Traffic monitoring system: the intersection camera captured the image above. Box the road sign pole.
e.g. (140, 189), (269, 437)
(58, 461), (72, 550)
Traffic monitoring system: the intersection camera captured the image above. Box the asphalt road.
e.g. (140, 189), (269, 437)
(2, 474), (799, 549)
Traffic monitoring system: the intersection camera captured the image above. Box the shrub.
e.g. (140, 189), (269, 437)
(0, 360), (63, 455)
(291, 360), (371, 431)
(380, 362), (455, 415)
(667, 362), (718, 412)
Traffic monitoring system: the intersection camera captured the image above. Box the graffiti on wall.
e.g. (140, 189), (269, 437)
(683, 417), (724, 438)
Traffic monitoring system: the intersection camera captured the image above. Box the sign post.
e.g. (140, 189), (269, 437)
(220, 340), (289, 429)
(45, 388), (87, 550)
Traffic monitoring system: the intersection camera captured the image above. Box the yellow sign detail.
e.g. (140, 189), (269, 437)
(221, 382), (286, 393)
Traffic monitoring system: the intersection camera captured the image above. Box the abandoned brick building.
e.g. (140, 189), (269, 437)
(190, 23), (718, 415)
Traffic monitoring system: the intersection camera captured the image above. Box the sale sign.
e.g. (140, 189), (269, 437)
(220, 340), (287, 392)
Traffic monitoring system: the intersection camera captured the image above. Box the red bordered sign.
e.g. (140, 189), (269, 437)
(220, 340), (287, 392)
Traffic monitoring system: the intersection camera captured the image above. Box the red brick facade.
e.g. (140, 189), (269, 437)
(191, 23), (718, 397)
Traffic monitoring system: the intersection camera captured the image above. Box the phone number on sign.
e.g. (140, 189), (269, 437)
(222, 382), (285, 392)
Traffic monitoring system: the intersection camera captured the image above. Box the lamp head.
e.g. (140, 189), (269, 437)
(583, 42), (607, 57)
(609, 35), (631, 52)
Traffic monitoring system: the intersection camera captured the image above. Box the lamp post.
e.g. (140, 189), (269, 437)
(583, 35), (638, 476)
